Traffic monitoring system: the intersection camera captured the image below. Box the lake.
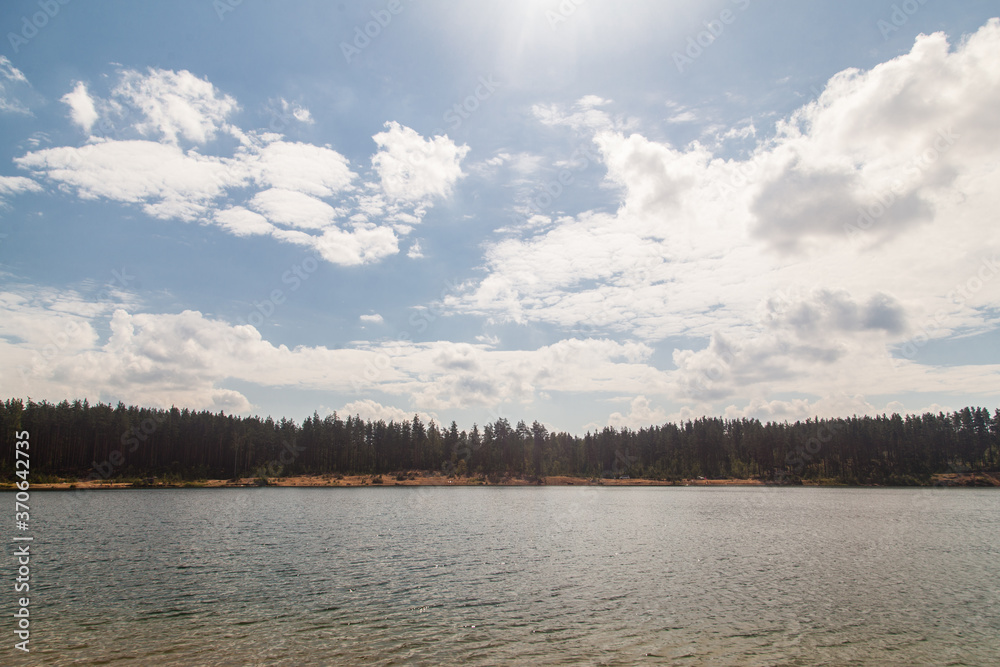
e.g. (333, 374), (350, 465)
(7, 486), (1000, 665)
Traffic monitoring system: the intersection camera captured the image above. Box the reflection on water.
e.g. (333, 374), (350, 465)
(7, 486), (1000, 665)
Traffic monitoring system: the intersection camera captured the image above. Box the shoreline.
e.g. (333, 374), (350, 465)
(4, 471), (999, 490)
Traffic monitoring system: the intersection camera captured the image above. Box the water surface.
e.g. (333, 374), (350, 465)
(7, 486), (999, 665)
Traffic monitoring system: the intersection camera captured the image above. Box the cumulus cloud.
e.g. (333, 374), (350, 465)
(451, 21), (1000, 347)
(407, 240), (425, 259)
(439, 22), (1000, 419)
(0, 292), (671, 416)
(360, 314), (384, 324)
(313, 224), (399, 266)
(62, 82), (99, 133)
(14, 140), (244, 221)
(336, 399), (436, 425)
(15, 69), (465, 267)
(1, 287), (995, 429)
(251, 140), (354, 197)
(371, 121), (469, 202)
(249, 188), (339, 229)
(719, 395), (880, 422)
(606, 395), (667, 429)
(213, 207), (275, 237)
(113, 68), (239, 144)
(380, 337), (662, 411)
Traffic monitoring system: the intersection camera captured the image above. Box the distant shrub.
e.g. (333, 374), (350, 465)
(886, 474), (923, 486)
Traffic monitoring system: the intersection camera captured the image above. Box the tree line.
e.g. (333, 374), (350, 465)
(0, 398), (998, 485)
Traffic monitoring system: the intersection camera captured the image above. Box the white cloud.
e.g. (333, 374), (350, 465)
(313, 224), (399, 266)
(213, 207), (275, 237)
(484, 153), (509, 167)
(13, 69), (467, 268)
(0, 56), (30, 115)
(714, 394), (963, 423)
(272, 98), (314, 126)
(407, 240), (424, 259)
(442, 21), (1000, 417)
(113, 68), (239, 144)
(506, 152), (545, 177)
(14, 140), (245, 221)
(249, 188), (338, 229)
(0, 290), (668, 416)
(606, 395), (667, 429)
(2, 286), (996, 428)
(720, 121), (756, 141)
(371, 121), (469, 202)
(452, 22), (1000, 343)
(293, 107), (313, 124)
(14, 137), (399, 265)
(360, 314), (384, 324)
(378, 337), (663, 411)
(252, 141), (355, 197)
(532, 95), (635, 134)
(62, 82), (99, 133)
(666, 111), (697, 124)
(0, 175), (41, 208)
(337, 399), (435, 425)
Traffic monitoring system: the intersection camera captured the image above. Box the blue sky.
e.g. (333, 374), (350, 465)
(1, 0), (998, 433)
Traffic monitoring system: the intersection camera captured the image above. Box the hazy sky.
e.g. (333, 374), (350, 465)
(1, 0), (998, 433)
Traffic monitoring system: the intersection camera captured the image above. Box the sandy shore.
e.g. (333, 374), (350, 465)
(5, 471), (998, 490)
(11, 472), (762, 490)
